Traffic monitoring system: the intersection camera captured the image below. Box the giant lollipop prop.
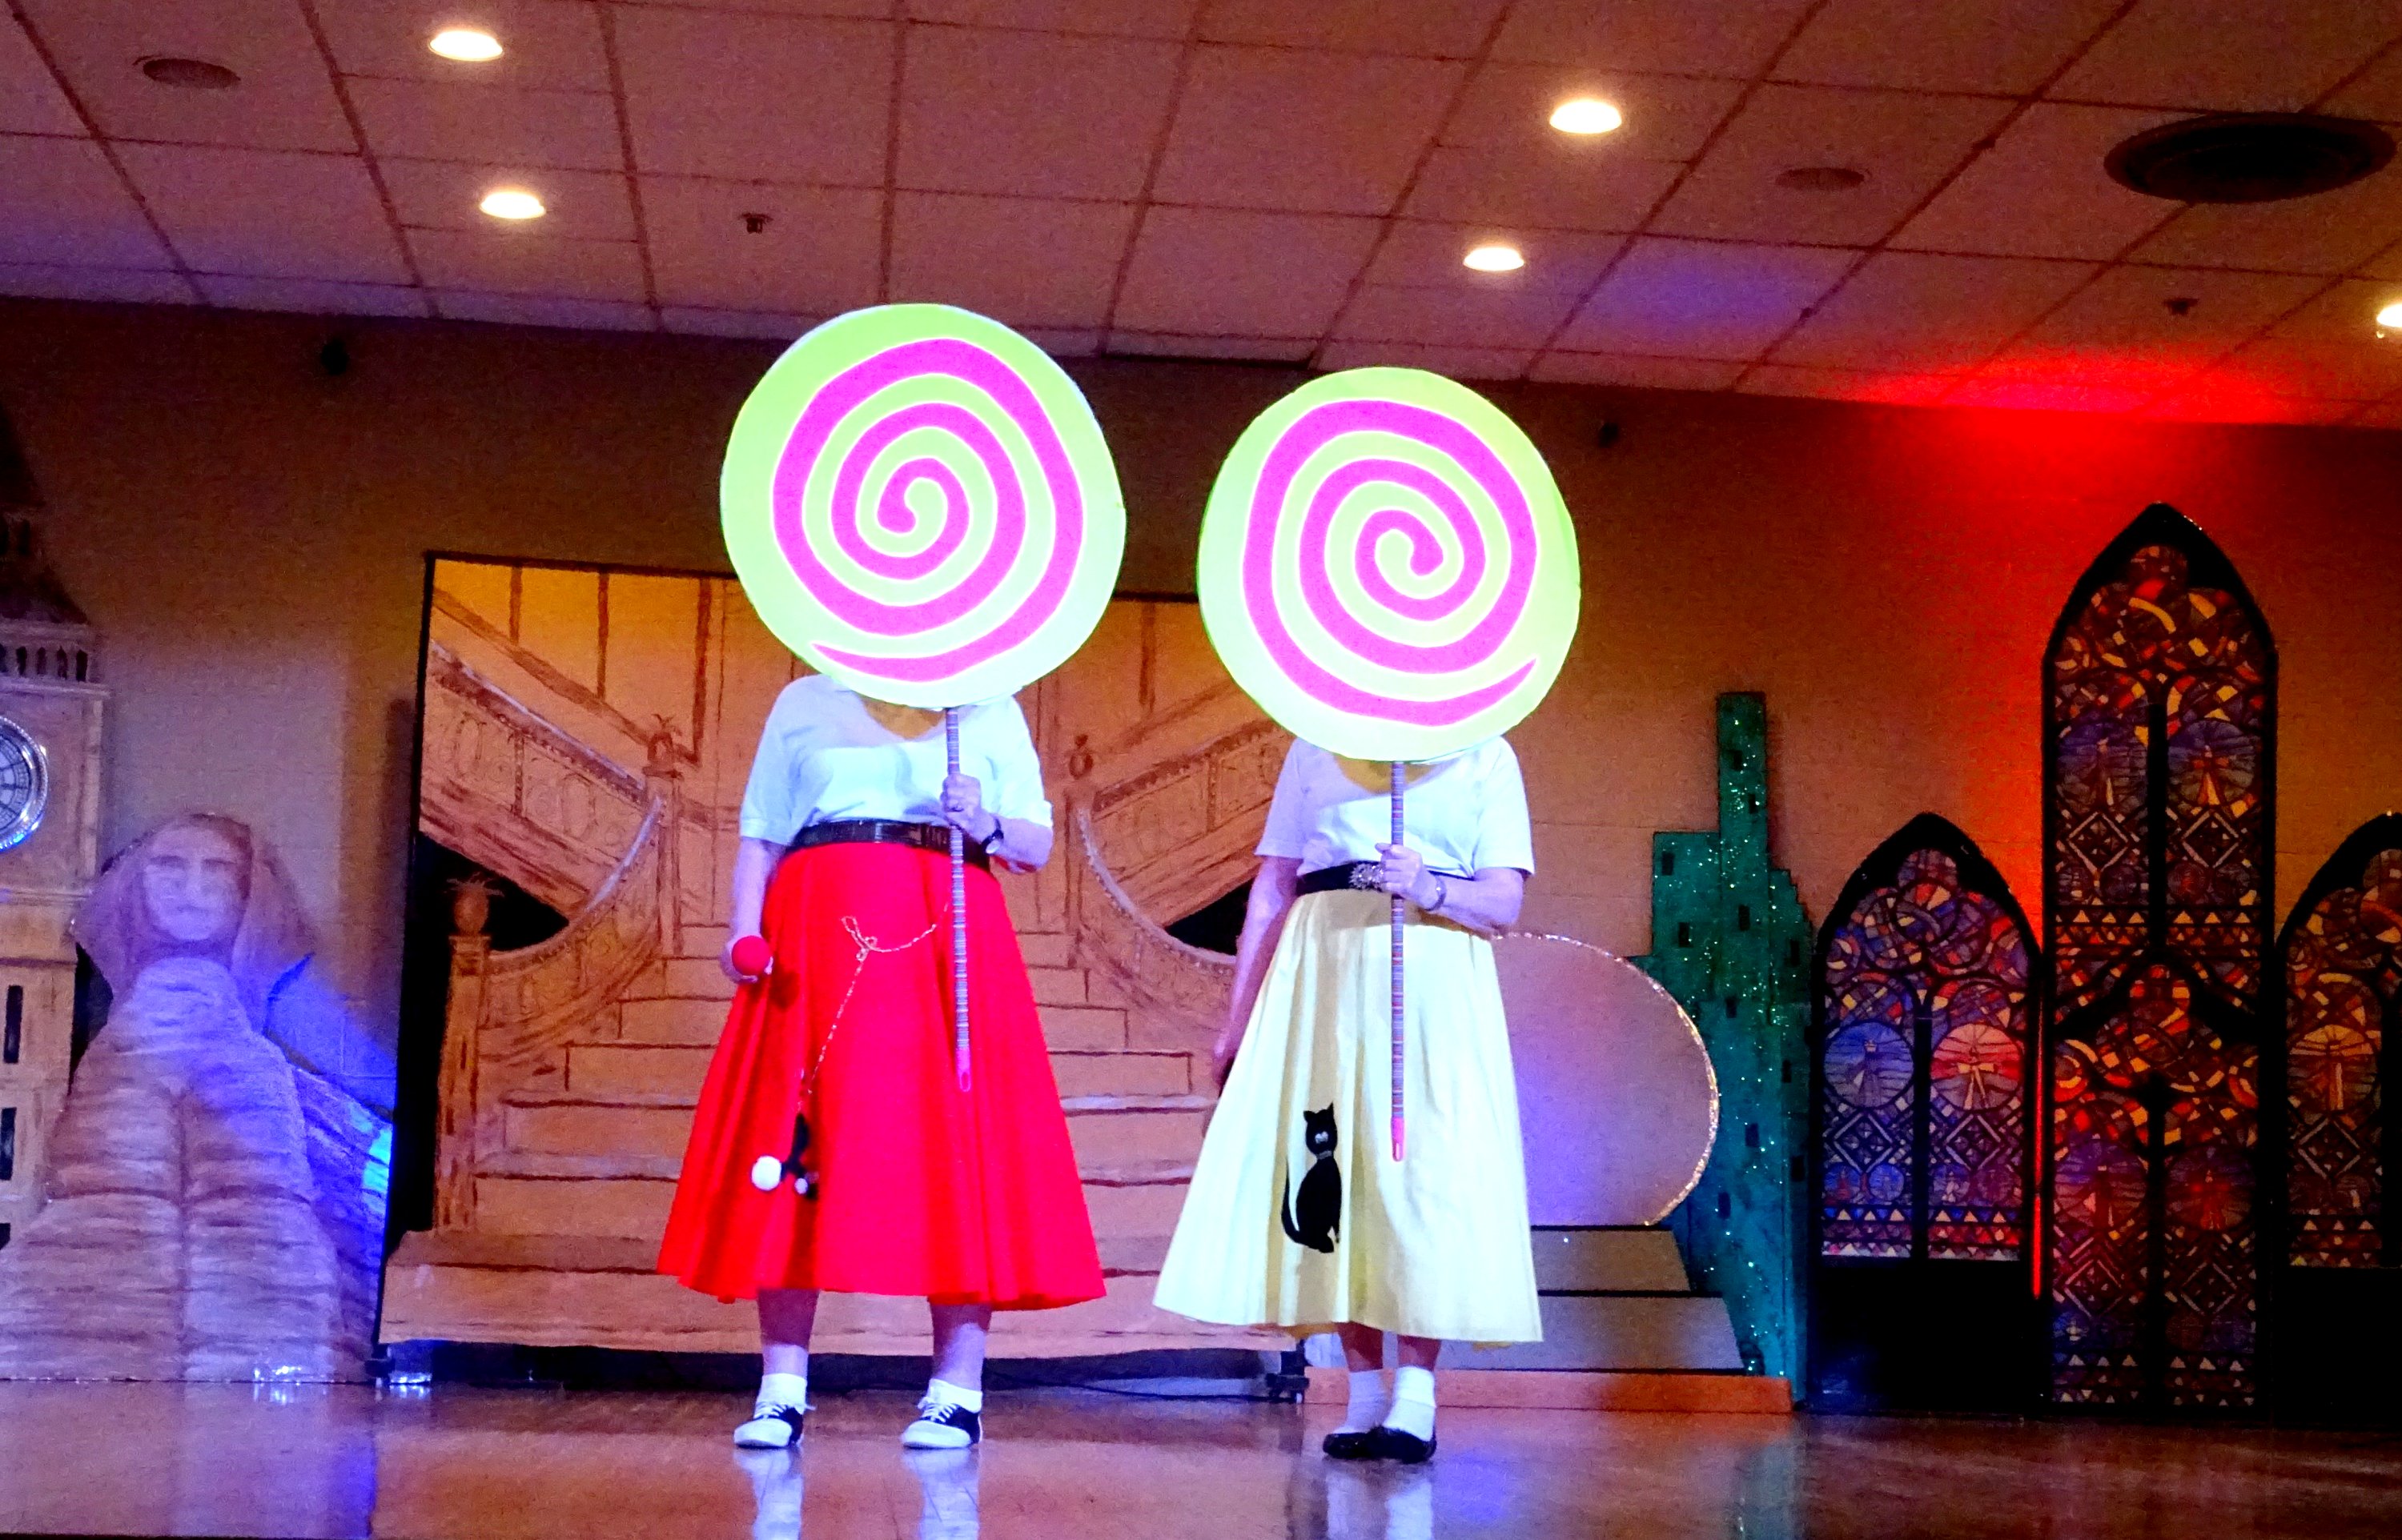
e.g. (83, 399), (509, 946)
(722, 305), (1125, 1089)
(1196, 368), (1578, 1159)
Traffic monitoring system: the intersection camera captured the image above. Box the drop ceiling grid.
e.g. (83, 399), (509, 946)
(4, 1), (2402, 424)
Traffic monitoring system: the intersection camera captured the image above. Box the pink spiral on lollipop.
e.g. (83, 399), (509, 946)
(769, 336), (1085, 683)
(1239, 398), (1538, 728)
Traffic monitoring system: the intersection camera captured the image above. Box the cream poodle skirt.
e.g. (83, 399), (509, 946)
(1154, 888), (1541, 1343)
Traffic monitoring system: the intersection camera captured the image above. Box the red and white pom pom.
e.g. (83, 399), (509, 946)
(730, 933), (773, 981)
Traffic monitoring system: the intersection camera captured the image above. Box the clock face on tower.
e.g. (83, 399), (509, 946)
(0, 712), (50, 852)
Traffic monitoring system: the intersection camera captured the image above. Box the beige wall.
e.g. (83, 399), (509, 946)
(6, 295), (2402, 1045)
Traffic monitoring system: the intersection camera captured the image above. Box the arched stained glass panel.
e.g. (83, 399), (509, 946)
(2281, 819), (2402, 1269)
(1818, 818), (2033, 1261)
(2044, 504), (2272, 1411)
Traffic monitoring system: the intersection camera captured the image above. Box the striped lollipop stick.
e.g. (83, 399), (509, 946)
(948, 707), (970, 1093)
(1390, 758), (1406, 1164)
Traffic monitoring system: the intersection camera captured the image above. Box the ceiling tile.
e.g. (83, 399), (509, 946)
(432, 291), (656, 331)
(1555, 238), (1853, 359)
(195, 272), (430, 317)
(1890, 104), (2182, 261)
(348, 77), (622, 170)
(16, 0), (353, 152)
(1315, 339), (1532, 377)
(1442, 65), (1744, 162)
(1364, 223), (1623, 291)
(1112, 207), (1379, 335)
(898, 29), (1179, 200)
(1198, 0), (1504, 57)
(1019, 326), (1101, 355)
(2262, 278), (2392, 343)
(660, 306), (821, 340)
(2049, 0), (2402, 111)
(1938, 373), (2159, 414)
(2321, 46), (2402, 122)
(380, 159), (637, 241)
(1735, 363), (1957, 404)
(1404, 142), (1681, 229)
(0, 15), (81, 135)
(314, 0), (609, 92)
(641, 177), (882, 313)
(889, 193), (1134, 326)
(615, 0), (894, 16)
(1108, 332), (1316, 360)
(1775, 0), (2125, 94)
(1152, 46), (1461, 215)
(904, 2), (1195, 37)
(2191, 336), (2402, 402)
(1528, 352), (1746, 389)
(1774, 251), (2095, 371)
(409, 227), (646, 300)
(2027, 263), (2324, 352)
(0, 134), (171, 267)
(1490, 0), (1816, 76)
(617, 8), (890, 183)
(1651, 84), (2014, 247)
(117, 143), (409, 283)
(0, 261), (191, 304)
(2128, 171), (2402, 275)
(1332, 282), (1580, 348)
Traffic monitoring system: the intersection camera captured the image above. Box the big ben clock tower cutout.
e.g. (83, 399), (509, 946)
(0, 500), (103, 1251)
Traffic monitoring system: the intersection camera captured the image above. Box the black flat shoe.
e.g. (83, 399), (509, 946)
(1322, 1429), (1381, 1460)
(1370, 1426), (1436, 1464)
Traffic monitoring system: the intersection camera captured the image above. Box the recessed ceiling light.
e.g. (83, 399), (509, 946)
(1549, 98), (1623, 136)
(1777, 166), (1866, 192)
(480, 187), (545, 221)
(138, 55), (240, 90)
(2376, 299), (2402, 335)
(1463, 243), (1525, 273)
(429, 26), (504, 63)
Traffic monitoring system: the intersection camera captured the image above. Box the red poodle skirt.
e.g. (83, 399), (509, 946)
(657, 840), (1103, 1309)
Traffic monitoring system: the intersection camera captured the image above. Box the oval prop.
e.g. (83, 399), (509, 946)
(1195, 367), (1579, 763)
(721, 305), (1126, 708)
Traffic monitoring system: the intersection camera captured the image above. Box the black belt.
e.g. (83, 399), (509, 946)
(789, 819), (990, 869)
(1296, 860), (1469, 897)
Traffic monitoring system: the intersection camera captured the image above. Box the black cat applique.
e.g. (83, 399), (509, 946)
(1280, 1105), (1341, 1253)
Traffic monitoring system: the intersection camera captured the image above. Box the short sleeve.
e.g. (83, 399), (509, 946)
(983, 696), (1054, 828)
(737, 688), (801, 844)
(1255, 740), (1312, 859)
(1471, 740), (1536, 875)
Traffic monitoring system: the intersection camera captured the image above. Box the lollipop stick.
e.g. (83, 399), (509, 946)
(1390, 759), (1405, 1164)
(948, 708), (970, 1093)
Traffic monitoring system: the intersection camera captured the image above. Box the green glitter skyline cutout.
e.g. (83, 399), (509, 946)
(1633, 693), (1811, 1383)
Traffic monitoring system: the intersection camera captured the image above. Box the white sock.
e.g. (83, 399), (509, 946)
(923, 1377), (983, 1414)
(1336, 1368), (1388, 1434)
(755, 1370), (809, 1414)
(1383, 1365), (1436, 1441)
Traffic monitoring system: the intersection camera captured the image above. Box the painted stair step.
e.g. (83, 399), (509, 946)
(480, 1150), (685, 1181)
(1059, 1094), (1215, 1114)
(1531, 1226), (1693, 1293)
(505, 1088), (701, 1109)
(1452, 1294), (1744, 1373)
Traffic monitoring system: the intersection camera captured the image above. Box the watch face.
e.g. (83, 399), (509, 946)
(0, 715), (49, 852)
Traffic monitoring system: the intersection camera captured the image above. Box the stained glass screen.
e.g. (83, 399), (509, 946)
(2284, 822), (2400, 1270)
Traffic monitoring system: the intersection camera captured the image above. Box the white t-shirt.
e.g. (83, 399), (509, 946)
(1256, 738), (1535, 879)
(737, 675), (1053, 845)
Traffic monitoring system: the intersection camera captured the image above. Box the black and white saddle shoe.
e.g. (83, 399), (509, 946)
(1369, 1426), (1436, 1464)
(901, 1399), (982, 1449)
(734, 1404), (807, 1450)
(1321, 1429), (1380, 1461)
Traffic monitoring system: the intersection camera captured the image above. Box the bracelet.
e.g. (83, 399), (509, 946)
(980, 814), (1005, 852)
(1425, 873), (1448, 912)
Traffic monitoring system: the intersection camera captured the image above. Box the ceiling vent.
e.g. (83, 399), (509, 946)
(2105, 113), (2393, 203)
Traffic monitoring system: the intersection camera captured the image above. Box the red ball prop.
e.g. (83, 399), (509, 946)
(730, 934), (773, 981)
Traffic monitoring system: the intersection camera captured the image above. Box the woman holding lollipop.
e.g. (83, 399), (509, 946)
(658, 675), (1103, 1451)
(1154, 737), (1543, 1463)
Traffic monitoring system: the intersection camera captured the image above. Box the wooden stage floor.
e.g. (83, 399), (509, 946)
(0, 1382), (2396, 1539)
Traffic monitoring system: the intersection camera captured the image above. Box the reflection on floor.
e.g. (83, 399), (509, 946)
(0, 1382), (2397, 1538)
